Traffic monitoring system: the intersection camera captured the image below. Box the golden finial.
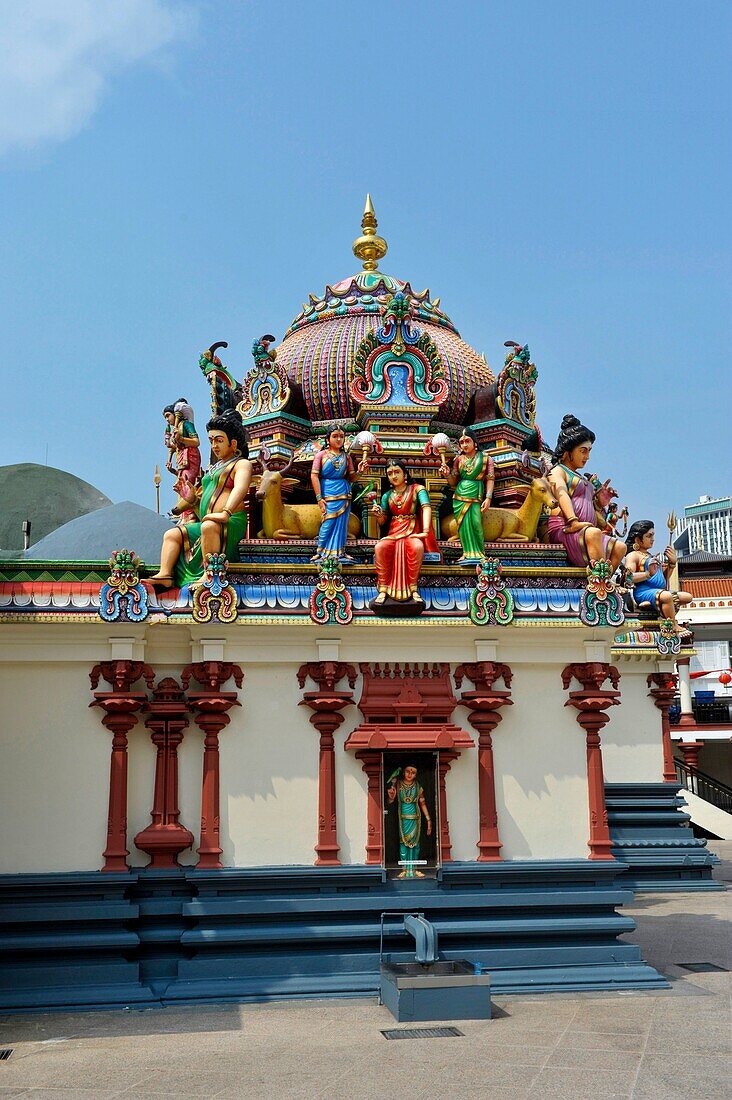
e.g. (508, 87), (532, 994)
(352, 193), (388, 271)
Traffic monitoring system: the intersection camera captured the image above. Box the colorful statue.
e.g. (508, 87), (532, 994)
(310, 428), (368, 563)
(199, 341), (237, 417)
(239, 335), (291, 418)
(163, 398), (202, 522)
(386, 764), (432, 878)
(370, 460), (436, 610)
(497, 341), (538, 427)
(546, 415), (626, 573)
(439, 428), (495, 562)
(150, 409), (252, 589)
(625, 520), (692, 635)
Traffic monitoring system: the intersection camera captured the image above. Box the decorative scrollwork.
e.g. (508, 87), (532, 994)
(657, 618), (682, 656)
(99, 549), (149, 622)
(309, 557), (353, 625)
(469, 557), (514, 626)
(192, 554), (238, 624)
(578, 559), (625, 627)
(237, 334), (291, 419)
(496, 342), (537, 427)
(350, 292), (448, 406)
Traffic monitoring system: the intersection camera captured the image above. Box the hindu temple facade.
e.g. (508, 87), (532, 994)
(0, 199), (719, 1013)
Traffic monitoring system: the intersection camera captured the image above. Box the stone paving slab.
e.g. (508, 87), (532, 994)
(0, 842), (729, 1099)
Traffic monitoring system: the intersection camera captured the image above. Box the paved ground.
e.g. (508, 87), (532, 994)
(1, 843), (730, 1099)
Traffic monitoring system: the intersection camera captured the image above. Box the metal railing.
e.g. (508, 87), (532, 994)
(675, 759), (732, 814)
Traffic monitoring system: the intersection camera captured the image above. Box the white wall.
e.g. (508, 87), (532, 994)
(0, 621), (662, 873)
(602, 666), (664, 783)
(0, 662), (111, 873)
(488, 664), (589, 859)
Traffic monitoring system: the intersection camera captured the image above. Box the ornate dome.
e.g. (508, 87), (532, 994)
(275, 200), (493, 426)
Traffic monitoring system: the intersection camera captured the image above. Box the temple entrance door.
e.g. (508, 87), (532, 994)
(382, 751), (440, 879)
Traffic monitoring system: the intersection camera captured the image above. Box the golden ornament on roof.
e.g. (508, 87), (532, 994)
(352, 193), (388, 271)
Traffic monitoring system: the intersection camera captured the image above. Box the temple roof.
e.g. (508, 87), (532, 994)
(274, 198), (493, 426)
(24, 502), (170, 563)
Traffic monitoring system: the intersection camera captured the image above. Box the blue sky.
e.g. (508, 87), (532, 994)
(1, 0), (730, 531)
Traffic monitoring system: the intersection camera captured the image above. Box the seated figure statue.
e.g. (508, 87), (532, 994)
(624, 519), (692, 635)
(370, 459), (437, 611)
(150, 409), (252, 589)
(547, 414), (626, 572)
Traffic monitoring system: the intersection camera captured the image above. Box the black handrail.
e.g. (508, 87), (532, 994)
(675, 759), (732, 814)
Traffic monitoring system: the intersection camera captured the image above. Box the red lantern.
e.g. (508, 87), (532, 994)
(719, 671), (732, 686)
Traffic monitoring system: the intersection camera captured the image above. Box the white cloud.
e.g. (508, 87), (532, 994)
(0, 0), (195, 159)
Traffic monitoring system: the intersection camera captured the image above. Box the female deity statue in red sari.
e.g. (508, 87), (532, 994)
(370, 460), (437, 613)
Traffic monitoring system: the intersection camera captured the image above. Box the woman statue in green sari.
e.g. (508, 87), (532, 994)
(439, 428), (494, 563)
(386, 765), (433, 878)
(150, 409), (252, 589)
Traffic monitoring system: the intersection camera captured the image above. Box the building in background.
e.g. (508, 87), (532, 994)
(672, 550), (732, 838)
(674, 495), (732, 558)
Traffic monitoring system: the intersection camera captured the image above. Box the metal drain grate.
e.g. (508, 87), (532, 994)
(677, 962), (729, 973)
(0, 1050), (13, 1061)
(382, 1027), (464, 1040)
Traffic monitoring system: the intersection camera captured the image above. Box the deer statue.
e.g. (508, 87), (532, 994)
(441, 477), (555, 543)
(252, 451), (361, 541)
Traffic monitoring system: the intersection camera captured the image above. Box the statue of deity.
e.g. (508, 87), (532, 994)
(625, 520), (692, 636)
(310, 427), (369, 564)
(150, 409), (252, 589)
(386, 764), (432, 878)
(546, 414), (626, 572)
(439, 428), (495, 563)
(163, 398), (202, 522)
(369, 460), (436, 612)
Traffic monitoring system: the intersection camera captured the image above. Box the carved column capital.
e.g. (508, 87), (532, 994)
(561, 662), (620, 693)
(181, 660), (243, 693)
(454, 661), (514, 736)
(647, 672), (677, 710)
(455, 661), (513, 693)
(297, 661), (357, 693)
(90, 660), (154, 693)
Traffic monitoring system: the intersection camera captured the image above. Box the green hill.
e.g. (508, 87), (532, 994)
(0, 464), (112, 555)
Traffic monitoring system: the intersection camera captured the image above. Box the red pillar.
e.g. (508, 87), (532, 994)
(356, 751), (383, 865)
(90, 660), (154, 872)
(297, 661), (357, 866)
(561, 662), (620, 861)
(436, 751), (459, 862)
(454, 662), (513, 861)
(181, 661), (243, 870)
(679, 740), (704, 772)
(134, 677), (194, 868)
(647, 673), (680, 783)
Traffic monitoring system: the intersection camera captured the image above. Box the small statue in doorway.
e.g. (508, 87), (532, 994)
(386, 764), (432, 878)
